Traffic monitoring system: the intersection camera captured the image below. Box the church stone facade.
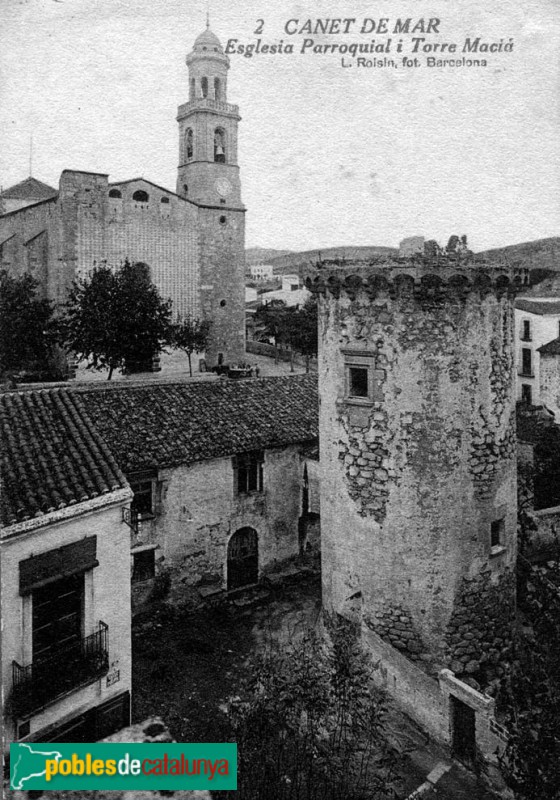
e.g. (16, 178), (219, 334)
(0, 26), (245, 367)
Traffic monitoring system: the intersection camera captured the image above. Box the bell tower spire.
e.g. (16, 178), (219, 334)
(176, 25), (243, 209)
(176, 25), (246, 368)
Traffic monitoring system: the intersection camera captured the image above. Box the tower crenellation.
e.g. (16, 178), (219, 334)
(308, 245), (524, 690)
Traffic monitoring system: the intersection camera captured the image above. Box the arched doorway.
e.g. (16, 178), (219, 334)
(227, 528), (258, 590)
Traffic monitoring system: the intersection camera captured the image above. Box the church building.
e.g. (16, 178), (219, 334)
(0, 25), (246, 368)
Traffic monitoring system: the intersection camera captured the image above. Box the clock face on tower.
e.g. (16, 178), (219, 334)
(215, 178), (232, 198)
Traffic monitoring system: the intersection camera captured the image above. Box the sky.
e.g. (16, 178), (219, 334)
(1, 0), (559, 252)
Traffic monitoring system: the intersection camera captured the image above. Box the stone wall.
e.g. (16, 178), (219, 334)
(444, 568), (515, 688)
(0, 198), (60, 298)
(198, 205), (246, 366)
(312, 264), (518, 679)
(0, 172), (202, 323)
(133, 444), (305, 592)
(361, 624), (507, 767)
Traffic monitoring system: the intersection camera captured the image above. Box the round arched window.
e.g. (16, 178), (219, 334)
(108, 188), (122, 199)
(133, 190), (149, 202)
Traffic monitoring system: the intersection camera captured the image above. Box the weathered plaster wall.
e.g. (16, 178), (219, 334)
(134, 445), (304, 589)
(316, 270), (517, 683)
(1, 498), (132, 745)
(539, 352), (560, 422)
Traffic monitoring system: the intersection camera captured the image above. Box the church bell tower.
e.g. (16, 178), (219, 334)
(177, 23), (246, 366)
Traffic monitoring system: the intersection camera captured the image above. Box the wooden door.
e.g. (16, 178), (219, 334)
(227, 528), (258, 590)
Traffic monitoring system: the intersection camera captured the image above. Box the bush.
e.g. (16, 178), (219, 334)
(225, 619), (401, 800)
(148, 570), (171, 602)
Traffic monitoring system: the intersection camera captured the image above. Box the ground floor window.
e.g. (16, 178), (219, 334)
(521, 383), (532, 404)
(132, 549), (156, 583)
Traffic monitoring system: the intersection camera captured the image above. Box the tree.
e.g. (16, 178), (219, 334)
(287, 296), (318, 373)
(226, 620), (401, 800)
(171, 316), (212, 376)
(255, 297), (318, 372)
(498, 546), (560, 798)
(59, 260), (172, 380)
(0, 270), (56, 377)
(255, 299), (289, 346)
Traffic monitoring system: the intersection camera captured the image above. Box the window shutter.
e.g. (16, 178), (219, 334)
(19, 536), (98, 595)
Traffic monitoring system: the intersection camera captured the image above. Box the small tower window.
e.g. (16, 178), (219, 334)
(201, 77), (208, 98)
(342, 349), (379, 404)
(132, 190), (149, 202)
(189, 77), (195, 101)
(490, 518), (505, 551)
(183, 184), (189, 197)
(161, 197), (170, 204)
(349, 367), (369, 398)
(186, 128), (193, 161)
(108, 188), (122, 199)
(214, 128), (226, 163)
(214, 78), (221, 100)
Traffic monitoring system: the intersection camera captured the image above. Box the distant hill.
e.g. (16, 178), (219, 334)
(478, 237), (560, 271)
(247, 237), (560, 279)
(245, 247), (294, 266)
(267, 245), (398, 275)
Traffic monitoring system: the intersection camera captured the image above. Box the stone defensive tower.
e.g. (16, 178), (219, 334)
(307, 248), (526, 694)
(177, 24), (246, 366)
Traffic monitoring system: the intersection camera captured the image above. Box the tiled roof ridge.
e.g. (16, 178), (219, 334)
(77, 373), (319, 474)
(538, 337), (560, 355)
(1, 386), (128, 527)
(1, 176), (58, 199)
(71, 372), (317, 395)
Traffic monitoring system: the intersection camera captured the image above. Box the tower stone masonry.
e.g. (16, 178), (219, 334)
(177, 26), (246, 367)
(307, 254), (528, 690)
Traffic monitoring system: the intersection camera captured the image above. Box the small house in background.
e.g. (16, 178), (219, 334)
(77, 374), (320, 604)
(515, 298), (560, 406)
(1, 389), (133, 747)
(249, 263), (274, 281)
(260, 275), (311, 308)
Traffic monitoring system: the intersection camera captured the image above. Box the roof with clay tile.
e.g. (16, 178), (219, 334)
(1, 176), (57, 201)
(76, 374), (319, 474)
(0, 389), (127, 527)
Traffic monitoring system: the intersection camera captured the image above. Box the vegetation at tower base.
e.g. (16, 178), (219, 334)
(59, 260), (172, 380)
(226, 619), (402, 800)
(171, 316), (212, 377)
(497, 549), (560, 799)
(0, 270), (59, 381)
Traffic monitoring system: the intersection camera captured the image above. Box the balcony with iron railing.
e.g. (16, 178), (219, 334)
(11, 621), (109, 718)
